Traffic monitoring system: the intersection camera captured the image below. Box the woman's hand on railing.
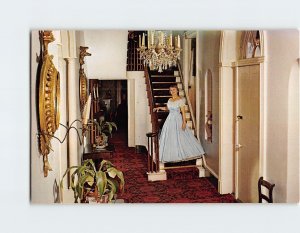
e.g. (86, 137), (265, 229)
(153, 106), (167, 112)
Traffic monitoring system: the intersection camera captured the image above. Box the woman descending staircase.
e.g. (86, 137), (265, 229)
(145, 64), (206, 181)
(150, 68), (195, 135)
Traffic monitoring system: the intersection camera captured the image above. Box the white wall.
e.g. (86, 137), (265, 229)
(31, 30), (83, 204)
(266, 30), (300, 202)
(134, 72), (152, 146)
(198, 31), (221, 176)
(287, 62), (299, 203)
(83, 30), (128, 79)
(218, 30), (237, 194)
(127, 71), (152, 148)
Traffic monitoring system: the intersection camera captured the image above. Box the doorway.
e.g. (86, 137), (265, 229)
(234, 63), (260, 202)
(90, 79), (128, 146)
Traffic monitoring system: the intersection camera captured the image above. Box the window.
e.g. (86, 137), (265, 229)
(240, 30), (261, 59)
(205, 69), (212, 142)
(127, 31), (145, 71)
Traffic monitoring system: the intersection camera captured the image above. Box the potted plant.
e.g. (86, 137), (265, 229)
(94, 117), (117, 148)
(60, 159), (124, 203)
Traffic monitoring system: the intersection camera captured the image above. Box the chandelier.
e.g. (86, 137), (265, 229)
(137, 31), (182, 72)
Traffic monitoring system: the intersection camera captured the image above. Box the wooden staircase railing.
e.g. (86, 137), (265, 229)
(144, 67), (160, 173)
(177, 62), (197, 134)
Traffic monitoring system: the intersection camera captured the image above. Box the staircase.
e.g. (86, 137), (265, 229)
(144, 64), (203, 181)
(149, 67), (196, 135)
(145, 64), (204, 181)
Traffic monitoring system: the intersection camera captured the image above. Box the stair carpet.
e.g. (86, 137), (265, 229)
(149, 70), (195, 135)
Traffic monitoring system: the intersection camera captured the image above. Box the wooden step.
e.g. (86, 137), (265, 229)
(151, 75), (176, 78)
(185, 112), (191, 119)
(152, 84), (183, 91)
(150, 76), (176, 82)
(152, 82), (179, 89)
(187, 120), (193, 128)
(154, 96), (169, 103)
(150, 69), (175, 76)
(157, 111), (169, 119)
(152, 81), (180, 84)
(155, 103), (167, 107)
(154, 95), (172, 98)
(153, 89), (170, 96)
(153, 88), (170, 91)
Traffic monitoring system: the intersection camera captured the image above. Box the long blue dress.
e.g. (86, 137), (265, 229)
(159, 98), (205, 163)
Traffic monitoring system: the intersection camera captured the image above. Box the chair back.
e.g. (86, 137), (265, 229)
(258, 176), (275, 203)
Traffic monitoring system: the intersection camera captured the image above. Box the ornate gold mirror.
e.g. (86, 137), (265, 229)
(38, 31), (60, 177)
(79, 46), (91, 113)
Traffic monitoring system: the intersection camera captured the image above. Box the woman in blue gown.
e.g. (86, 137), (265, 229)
(153, 85), (205, 163)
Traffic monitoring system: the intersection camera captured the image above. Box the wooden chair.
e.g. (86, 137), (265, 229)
(258, 176), (275, 203)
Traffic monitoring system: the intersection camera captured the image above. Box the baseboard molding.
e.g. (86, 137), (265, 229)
(204, 164), (219, 179)
(236, 198), (243, 203)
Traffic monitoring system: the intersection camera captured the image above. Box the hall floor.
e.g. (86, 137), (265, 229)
(109, 130), (236, 203)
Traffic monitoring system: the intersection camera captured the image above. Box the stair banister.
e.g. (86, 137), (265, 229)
(177, 62), (197, 134)
(144, 67), (160, 172)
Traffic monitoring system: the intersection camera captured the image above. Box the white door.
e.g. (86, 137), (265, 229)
(235, 64), (260, 203)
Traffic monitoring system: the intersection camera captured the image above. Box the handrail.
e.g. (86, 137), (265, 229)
(144, 67), (160, 172)
(144, 66), (159, 133)
(177, 62), (197, 134)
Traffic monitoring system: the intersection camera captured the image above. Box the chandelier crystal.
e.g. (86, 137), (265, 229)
(137, 31), (182, 72)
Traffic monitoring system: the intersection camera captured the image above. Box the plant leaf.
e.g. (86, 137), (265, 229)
(107, 178), (118, 193)
(60, 165), (78, 189)
(100, 160), (114, 170)
(79, 174), (94, 188)
(107, 190), (114, 202)
(96, 171), (107, 197)
(107, 167), (117, 178)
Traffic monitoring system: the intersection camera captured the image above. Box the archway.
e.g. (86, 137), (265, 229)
(287, 61), (300, 202)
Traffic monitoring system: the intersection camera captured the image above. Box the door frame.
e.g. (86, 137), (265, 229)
(232, 56), (266, 201)
(218, 30), (267, 195)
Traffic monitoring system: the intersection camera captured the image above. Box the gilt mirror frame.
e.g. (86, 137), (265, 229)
(38, 31), (60, 177)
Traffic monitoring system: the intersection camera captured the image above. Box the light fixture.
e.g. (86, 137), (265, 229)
(137, 31), (182, 72)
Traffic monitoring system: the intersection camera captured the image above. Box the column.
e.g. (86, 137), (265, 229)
(65, 58), (79, 173)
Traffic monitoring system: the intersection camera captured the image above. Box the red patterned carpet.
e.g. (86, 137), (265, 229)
(109, 130), (236, 203)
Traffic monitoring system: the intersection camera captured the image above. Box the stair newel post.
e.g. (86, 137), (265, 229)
(155, 132), (159, 172)
(150, 136), (154, 172)
(147, 136), (150, 173)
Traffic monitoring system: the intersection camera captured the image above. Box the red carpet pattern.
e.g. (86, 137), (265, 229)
(109, 131), (236, 203)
